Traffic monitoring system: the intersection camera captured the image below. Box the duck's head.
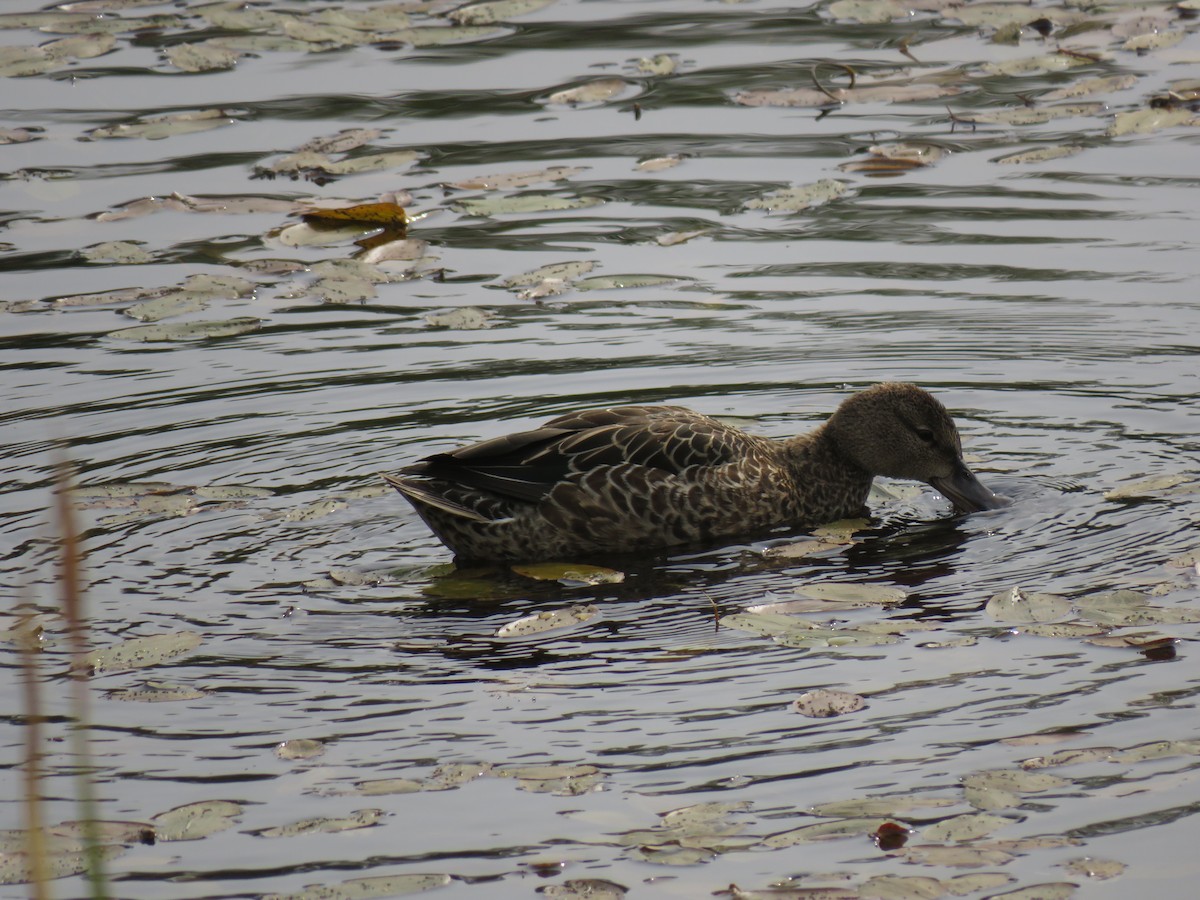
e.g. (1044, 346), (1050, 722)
(827, 382), (1007, 513)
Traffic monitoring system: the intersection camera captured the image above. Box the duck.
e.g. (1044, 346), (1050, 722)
(381, 382), (1006, 562)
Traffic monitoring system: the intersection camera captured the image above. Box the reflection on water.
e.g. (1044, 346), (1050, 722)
(3, 0), (1200, 895)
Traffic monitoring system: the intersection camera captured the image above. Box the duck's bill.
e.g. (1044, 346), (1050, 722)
(930, 464), (1009, 513)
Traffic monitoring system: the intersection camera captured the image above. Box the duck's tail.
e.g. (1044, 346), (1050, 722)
(379, 472), (496, 524)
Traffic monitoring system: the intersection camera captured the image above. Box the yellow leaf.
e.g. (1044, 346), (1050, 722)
(302, 202), (408, 227)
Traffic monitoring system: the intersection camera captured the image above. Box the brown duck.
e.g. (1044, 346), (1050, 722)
(382, 382), (1006, 562)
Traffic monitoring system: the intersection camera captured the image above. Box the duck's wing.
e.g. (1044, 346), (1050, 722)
(399, 406), (768, 506)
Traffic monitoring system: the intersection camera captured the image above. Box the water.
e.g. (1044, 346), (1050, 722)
(3, 0), (1200, 896)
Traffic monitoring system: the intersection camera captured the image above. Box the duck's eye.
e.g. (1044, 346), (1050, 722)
(915, 427), (935, 445)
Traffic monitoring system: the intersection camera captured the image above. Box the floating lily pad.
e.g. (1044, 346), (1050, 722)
(761, 539), (849, 559)
(448, 0), (556, 25)
(1019, 747), (1115, 769)
(545, 77), (629, 106)
(1104, 473), (1195, 499)
(792, 689), (866, 718)
(425, 308), (496, 329)
(105, 681), (206, 702)
(656, 229), (709, 246)
(447, 165), (586, 190)
(511, 562), (624, 585)
(263, 873), (454, 900)
(982, 51), (1095, 78)
(995, 145), (1085, 165)
(1013, 622), (1107, 639)
(453, 194), (603, 216)
(495, 604), (599, 638)
(962, 769), (1067, 794)
(946, 872), (1016, 894)
(353, 777), (424, 796)
(165, 40), (242, 72)
(87, 108), (236, 140)
(745, 179), (848, 213)
(109, 317), (262, 342)
(540, 880), (627, 899)
(734, 83), (962, 108)
(898, 844), (1015, 867)
(0, 845), (127, 885)
(627, 844), (714, 865)
(255, 808), (384, 838)
(124, 292), (210, 323)
(795, 582), (908, 608)
(502, 261), (596, 287)
(82, 240), (153, 264)
(282, 499), (348, 521)
(980, 884), (1077, 900)
(985, 586), (1071, 623)
(810, 795), (958, 819)
(427, 761), (493, 789)
(151, 800), (243, 841)
(276, 738), (325, 760)
(922, 812), (1013, 843)
(762, 817), (894, 847)
(574, 274), (685, 291)
(1063, 857), (1126, 880)
(84, 631), (202, 675)
(1108, 108), (1199, 137)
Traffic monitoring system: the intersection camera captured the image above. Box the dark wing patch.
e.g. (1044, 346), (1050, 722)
(399, 406), (771, 506)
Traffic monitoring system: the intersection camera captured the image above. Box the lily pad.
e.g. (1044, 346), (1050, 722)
(151, 800), (243, 841)
(255, 809), (384, 838)
(426, 308), (496, 329)
(792, 689), (866, 718)
(263, 873), (454, 900)
(105, 681), (206, 702)
(762, 817), (894, 847)
(1063, 857), (1126, 880)
(745, 179), (848, 213)
(545, 78), (629, 106)
(109, 317), (262, 342)
(453, 194), (603, 216)
(511, 563), (624, 585)
(898, 844), (1015, 867)
(447, 165), (586, 190)
(276, 738), (326, 760)
(84, 631), (202, 675)
(495, 604), (599, 638)
(985, 586), (1071, 623)
(448, 0), (556, 25)
(922, 812), (1013, 843)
